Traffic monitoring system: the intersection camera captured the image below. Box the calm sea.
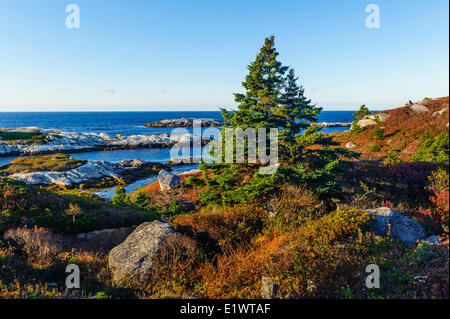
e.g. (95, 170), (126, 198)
(0, 111), (355, 135)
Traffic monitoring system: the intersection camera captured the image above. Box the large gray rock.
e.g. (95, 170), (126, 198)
(108, 220), (175, 283)
(363, 113), (389, 122)
(365, 207), (426, 246)
(158, 169), (181, 191)
(356, 119), (377, 128)
(409, 103), (429, 113)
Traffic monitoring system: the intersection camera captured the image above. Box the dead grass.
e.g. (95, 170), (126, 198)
(3, 226), (68, 269)
(0, 154), (86, 174)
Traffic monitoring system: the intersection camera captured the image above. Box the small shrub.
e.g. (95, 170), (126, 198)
(411, 132), (449, 163)
(268, 185), (323, 228)
(369, 144), (381, 152)
(65, 203), (83, 224)
(111, 187), (128, 205)
(353, 105), (371, 120)
(351, 121), (365, 135)
(174, 204), (268, 254)
(384, 151), (401, 165)
(370, 126), (385, 141)
(3, 226), (67, 269)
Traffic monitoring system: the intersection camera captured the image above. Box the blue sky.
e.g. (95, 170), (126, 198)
(0, 0), (448, 111)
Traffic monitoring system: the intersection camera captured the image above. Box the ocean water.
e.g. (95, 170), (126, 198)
(0, 111), (355, 166)
(0, 111), (355, 136)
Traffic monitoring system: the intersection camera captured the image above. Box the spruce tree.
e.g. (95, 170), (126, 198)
(353, 104), (371, 120)
(200, 35), (353, 206)
(221, 35), (288, 130)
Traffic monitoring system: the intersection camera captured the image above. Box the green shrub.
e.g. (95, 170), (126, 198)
(369, 144), (381, 152)
(353, 105), (371, 120)
(411, 132), (449, 163)
(0, 178), (157, 235)
(112, 187), (128, 205)
(371, 126), (385, 140)
(351, 121), (365, 135)
(384, 151), (401, 164)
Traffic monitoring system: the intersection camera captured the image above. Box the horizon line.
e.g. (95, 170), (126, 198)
(0, 109), (365, 113)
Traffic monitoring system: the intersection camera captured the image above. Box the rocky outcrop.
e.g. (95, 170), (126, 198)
(7, 159), (168, 188)
(158, 169), (181, 191)
(365, 207), (426, 246)
(0, 127), (195, 157)
(317, 122), (351, 128)
(432, 108), (447, 118)
(345, 142), (356, 149)
(353, 112), (389, 129)
(144, 118), (223, 128)
(409, 103), (429, 113)
(108, 220), (175, 283)
(355, 119), (377, 128)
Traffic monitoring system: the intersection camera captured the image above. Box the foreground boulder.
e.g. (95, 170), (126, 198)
(108, 220), (175, 283)
(365, 207), (426, 246)
(158, 169), (181, 191)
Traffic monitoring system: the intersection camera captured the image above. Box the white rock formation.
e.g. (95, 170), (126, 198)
(0, 128), (196, 156)
(8, 161), (121, 187)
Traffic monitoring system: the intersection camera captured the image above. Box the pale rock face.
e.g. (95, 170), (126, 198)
(8, 161), (120, 187)
(363, 113), (389, 122)
(365, 207), (426, 246)
(356, 119), (377, 128)
(158, 170), (181, 191)
(108, 221), (175, 283)
(346, 142), (356, 149)
(432, 108), (447, 118)
(375, 113), (389, 122)
(409, 103), (429, 113)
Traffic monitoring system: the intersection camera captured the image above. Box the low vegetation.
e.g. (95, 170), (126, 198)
(0, 129), (51, 145)
(0, 36), (448, 299)
(0, 154), (86, 174)
(334, 97), (449, 162)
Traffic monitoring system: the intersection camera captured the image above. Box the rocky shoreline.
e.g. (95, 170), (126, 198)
(144, 118), (223, 128)
(144, 118), (352, 128)
(317, 122), (351, 128)
(0, 127), (196, 158)
(2, 159), (169, 188)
